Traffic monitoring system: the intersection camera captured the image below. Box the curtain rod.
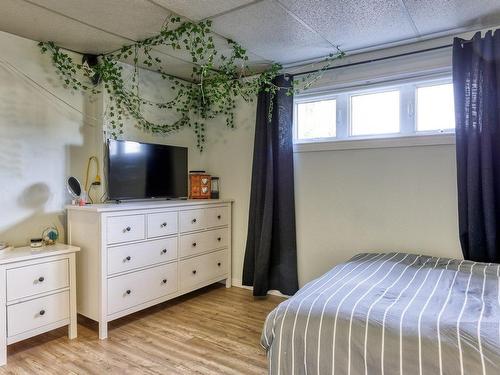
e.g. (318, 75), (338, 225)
(289, 43), (459, 78)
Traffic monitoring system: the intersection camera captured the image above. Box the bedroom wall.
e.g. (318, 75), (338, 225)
(0, 30), (100, 246)
(0, 30), (203, 247)
(208, 36), (467, 289)
(209, 99), (461, 289)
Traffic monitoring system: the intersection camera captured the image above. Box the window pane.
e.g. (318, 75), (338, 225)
(417, 83), (455, 132)
(351, 91), (400, 136)
(296, 99), (336, 139)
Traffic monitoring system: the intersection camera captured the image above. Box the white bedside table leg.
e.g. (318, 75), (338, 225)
(68, 253), (77, 339)
(0, 268), (6, 366)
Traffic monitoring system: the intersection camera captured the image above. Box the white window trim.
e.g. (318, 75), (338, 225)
(293, 73), (456, 152)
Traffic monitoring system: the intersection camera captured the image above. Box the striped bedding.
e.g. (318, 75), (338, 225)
(261, 252), (500, 375)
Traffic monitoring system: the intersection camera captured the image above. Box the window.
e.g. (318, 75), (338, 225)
(416, 83), (455, 132)
(296, 99), (336, 139)
(294, 76), (455, 148)
(351, 91), (400, 136)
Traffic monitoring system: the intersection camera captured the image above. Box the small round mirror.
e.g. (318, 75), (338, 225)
(67, 176), (82, 198)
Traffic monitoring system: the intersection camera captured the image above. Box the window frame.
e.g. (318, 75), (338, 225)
(293, 93), (339, 144)
(293, 74), (456, 152)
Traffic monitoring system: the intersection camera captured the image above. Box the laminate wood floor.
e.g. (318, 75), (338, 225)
(0, 285), (284, 375)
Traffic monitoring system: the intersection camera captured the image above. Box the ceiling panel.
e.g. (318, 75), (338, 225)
(278, 0), (418, 52)
(150, 0), (256, 21)
(403, 0), (500, 36)
(120, 50), (198, 80)
(28, 0), (170, 43)
(0, 0), (125, 54)
(211, 0), (335, 64)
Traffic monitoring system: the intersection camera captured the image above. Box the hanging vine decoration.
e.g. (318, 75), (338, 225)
(39, 17), (344, 150)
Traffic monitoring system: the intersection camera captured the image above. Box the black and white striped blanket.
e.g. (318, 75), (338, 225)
(262, 253), (500, 375)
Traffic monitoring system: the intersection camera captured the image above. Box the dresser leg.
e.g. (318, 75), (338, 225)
(68, 318), (77, 340)
(225, 278), (232, 288)
(0, 344), (6, 366)
(99, 322), (108, 340)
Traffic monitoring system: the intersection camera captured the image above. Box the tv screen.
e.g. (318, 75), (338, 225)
(107, 139), (188, 200)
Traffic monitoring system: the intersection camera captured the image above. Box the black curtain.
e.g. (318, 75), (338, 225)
(242, 75), (299, 296)
(453, 30), (500, 263)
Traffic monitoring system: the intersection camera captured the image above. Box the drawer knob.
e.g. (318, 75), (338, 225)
(161, 249), (167, 254)
(39, 310), (46, 316)
(192, 242), (197, 247)
(191, 218), (197, 224)
(126, 289), (131, 295)
(217, 237), (222, 242)
(217, 215), (221, 220)
(192, 270), (197, 275)
(161, 222), (167, 227)
(124, 226), (131, 232)
(217, 262), (221, 267)
(125, 256), (131, 261)
(162, 279), (167, 284)
(38, 276), (45, 283)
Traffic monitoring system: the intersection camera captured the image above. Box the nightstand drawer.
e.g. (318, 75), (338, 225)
(147, 211), (178, 238)
(7, 259), (69, 302)
(107, 215), (145, 244)
(108, 237), (178, 275)
(7, 291), (70, 337)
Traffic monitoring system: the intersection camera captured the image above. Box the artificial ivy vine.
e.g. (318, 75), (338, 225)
(39, 17), (344, 150)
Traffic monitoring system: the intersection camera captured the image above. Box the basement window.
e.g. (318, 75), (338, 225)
(293, 76), (456, 152)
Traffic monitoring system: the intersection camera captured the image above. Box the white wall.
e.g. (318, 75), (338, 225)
(100, 63), (207, 181)
(0, 31), (100, 246)
(294, 145), (461, 284)
(0, 31), (204, 247)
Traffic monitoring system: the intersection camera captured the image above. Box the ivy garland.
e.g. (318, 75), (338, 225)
(39, 17), (344, 151)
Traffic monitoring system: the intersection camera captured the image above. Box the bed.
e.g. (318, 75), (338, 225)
(262, 252), (500, 374)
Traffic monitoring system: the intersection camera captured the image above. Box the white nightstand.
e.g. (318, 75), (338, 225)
(0, 244), (79, 366)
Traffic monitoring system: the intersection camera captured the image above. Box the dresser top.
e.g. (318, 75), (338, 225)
(0, 244), (80, 265)
(66, 199), (233, 213)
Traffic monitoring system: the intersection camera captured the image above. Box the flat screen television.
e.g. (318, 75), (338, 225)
(107, 139), (188, 200)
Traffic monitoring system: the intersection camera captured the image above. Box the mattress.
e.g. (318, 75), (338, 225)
(262, 252), (500, 374)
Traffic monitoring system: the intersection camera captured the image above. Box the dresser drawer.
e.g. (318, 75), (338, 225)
(107, 215), (145, 244)
(147, 211), (178, 238)
(204, 228), (229, 250)
(179, 231), (208, 258)
(108, 237), (178, 275)
(179, 209), (205, 233)
(7, 259), (69, 302)
(7, 291), (70, 337)
(107, 263), (178, 315)
(179, 250), (228, 290)
(205, 206), (229, 228)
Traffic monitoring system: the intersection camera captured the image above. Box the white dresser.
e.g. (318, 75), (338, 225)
(0, 244), (79, 366)
(67, 199), (232, 339)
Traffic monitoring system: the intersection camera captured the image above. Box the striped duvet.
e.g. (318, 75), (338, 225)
(261, 252), (500, 375)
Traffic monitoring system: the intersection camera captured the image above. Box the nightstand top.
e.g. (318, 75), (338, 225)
(0, 244), (80, 265)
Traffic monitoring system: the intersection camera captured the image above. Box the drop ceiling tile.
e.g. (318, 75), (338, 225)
(403, 0), (500, 36)
(278, 0), (417, 52)
(28, 0), (170, 42)
(120, 50), (197, 81)
(0, 0), (125, 54)
(210, 0), (335, 64)
(150, 0), (255, 21)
